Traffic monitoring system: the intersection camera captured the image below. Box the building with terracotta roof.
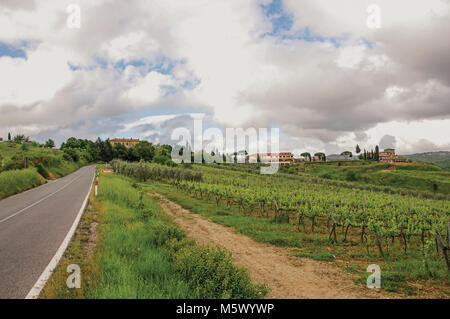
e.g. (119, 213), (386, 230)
(248, 152), (294, 167)
(379, 148), (407, 163)
(109, 138), (140, 148)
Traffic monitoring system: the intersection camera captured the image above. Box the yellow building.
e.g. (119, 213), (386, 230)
(109, 138), (140, 148)
(379, 148), (407, 163)
(248, 152), (294, 167)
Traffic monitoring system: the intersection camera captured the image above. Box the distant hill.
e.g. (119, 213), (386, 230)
(403, 151), (450, 172)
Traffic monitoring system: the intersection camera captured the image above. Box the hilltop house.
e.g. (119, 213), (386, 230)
(379, 148), (407, 163)
(109, 138), (140, 148)
(248, 152), (294, 167)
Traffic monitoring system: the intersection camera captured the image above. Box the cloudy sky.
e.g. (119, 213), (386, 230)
(0, 0), (449, 155)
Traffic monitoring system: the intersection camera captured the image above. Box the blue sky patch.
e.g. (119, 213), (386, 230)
(0, 42), (28, 59)
(260, 0), (293, 36)
(260, 1), (343, 47)
(360, 38), (376, 49)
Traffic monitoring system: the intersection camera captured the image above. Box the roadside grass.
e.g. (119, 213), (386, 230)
(144, 182), (450, 297)
(0, 142), (87, 199)
(42, 168), (266, 299)
(0, 168), (42, 199)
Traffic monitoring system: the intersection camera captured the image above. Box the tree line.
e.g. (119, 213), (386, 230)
(60, 137), (175, 166)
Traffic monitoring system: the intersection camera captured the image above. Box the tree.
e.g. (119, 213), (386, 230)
(355, 144), (361, 154)
(8, 132), (11, 141)
(13, 134), (29, 144)
(301, 152), (312, 162)
(112, 143), (128, 160)
(314, 152), (326, 161)
(375, 145), (380, 161)
(135, 141), (155, 162)
(341, 151), (353, 158)
(44, 139), (55, 148)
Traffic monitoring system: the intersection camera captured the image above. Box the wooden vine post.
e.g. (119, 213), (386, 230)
(360, 196), (367, 243)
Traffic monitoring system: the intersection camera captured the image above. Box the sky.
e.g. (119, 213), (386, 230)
(0, 0), (449, 155)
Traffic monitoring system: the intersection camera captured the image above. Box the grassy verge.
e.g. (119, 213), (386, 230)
(0, 161), (86, 200)
(0, 168), (43, 199)
(42, 168), (266, 299)
(143, 182), (450, 297)
(0, 141), (87, 199)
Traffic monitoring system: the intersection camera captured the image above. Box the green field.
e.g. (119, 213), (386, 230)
(404, 151), (450, 172)
(283, 160), (450, 196)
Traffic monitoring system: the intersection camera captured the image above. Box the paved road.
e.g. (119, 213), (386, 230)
(0, 165), (95, 299)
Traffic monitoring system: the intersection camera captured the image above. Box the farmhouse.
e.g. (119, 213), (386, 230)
(248, 152), (294, 167)
(379, 148), (407, 163)
(109, 138), (140, 148)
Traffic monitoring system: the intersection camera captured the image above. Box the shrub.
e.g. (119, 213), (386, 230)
(172, 245), (267, 298)
(149, 222), (186, 246)
(36, 163), (49, 179)
(111, 160), (202, 182)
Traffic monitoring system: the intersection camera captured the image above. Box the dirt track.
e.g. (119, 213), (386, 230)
(152, 192), (401, 299)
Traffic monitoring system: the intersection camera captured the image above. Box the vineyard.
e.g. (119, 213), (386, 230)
(112, 160), (450, 291)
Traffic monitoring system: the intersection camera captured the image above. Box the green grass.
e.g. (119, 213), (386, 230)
(296, 161), (450, 195)
(143, 182), (450, 297)
(202, 162), (450, 200)
(404, 151), (450, 172)
(0, 141), (86, 199)
(42, 168), (266, 299)
(0, 168), (43, 199)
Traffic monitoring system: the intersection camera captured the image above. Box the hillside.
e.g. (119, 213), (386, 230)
(284, 160), (450, 196)
(403, 151), (450, 171)
(0, 141), (86, 199)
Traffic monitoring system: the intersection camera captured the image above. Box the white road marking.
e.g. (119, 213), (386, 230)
(25, 167), (95, 299)
(0, 174), (83, 224)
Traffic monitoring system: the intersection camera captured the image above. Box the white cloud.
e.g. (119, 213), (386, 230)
(0, 44), (72, 105)
(122, 71), (174, 106)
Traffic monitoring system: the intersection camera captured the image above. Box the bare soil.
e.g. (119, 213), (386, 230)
(151, 192), (404, 299)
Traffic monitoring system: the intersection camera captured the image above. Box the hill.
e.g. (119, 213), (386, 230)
(403, 151), (450, 171)
(284, 160), (450, 196)
(0, 141), (86, 199)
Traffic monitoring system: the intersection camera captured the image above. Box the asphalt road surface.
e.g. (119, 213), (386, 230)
(0, 165), (95, 299)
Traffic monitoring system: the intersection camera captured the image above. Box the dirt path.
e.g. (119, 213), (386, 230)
(152, 193), (402, 299)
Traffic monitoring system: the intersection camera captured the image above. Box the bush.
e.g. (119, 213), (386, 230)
(149, 222), (187, 246)
(172, 245), (267, 298)
(36, 163), (49, 179)
(111, 160), (202, 182)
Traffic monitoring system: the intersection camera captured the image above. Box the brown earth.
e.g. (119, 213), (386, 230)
(151, 192), (403, 299)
